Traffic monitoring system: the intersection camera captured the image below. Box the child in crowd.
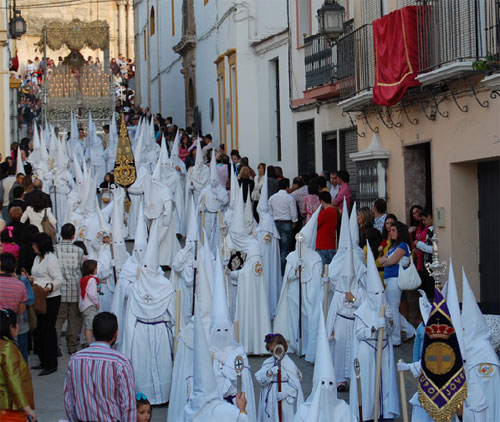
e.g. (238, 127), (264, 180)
(255, 333), (304, 422)
(79, 260), (100, 345)
(136, 393), (152, 422)
(1, 227), (20, 259)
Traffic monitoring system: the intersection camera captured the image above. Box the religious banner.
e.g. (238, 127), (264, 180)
(372, 6), (421, 106)
(113, 114), (137, 188)
(418, 289), (467, 421)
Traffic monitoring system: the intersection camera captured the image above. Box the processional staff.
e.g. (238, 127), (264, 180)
(295, 232), (304, 356)
(273, 344), (285, 422)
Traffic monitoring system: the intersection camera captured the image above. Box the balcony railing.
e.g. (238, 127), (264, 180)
(337, 24), (374, 99)
(304, 33), (335, 89)
(417, 0), (500, 73)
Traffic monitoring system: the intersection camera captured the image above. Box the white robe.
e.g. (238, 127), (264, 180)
(273, 250), (323, 362)
(172, 244), (196, 324)
(198, 185), (228, 253)
(463, 363), (500, 422)
(122, 270), (176, 404)
(110, 256), (139, 351)
(51, 169), (73, 230)
(127, 167), (151, 239)
(325, 284), (365, 383)
(212, 346), (257, 422)
(94, 243), (114, 313)
(255, 355), (304, 422)
(256, 213), (282, 319)
(231, 245), (271, 355)
(349, 306), (400, 421)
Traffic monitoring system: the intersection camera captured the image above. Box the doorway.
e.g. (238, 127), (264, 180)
(322, 131), (338, 173)
(478, 160), (500, 314)
(297, 120), (315, 175)
(404, 142), (432, 218)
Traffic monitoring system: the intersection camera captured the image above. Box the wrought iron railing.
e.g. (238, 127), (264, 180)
(337, 24), (374, 99)
(304, 33), (335, 89)
(417, 0), (500, 73)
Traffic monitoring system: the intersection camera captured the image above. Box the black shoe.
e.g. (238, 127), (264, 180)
(39, 368), (57, 376)
(31, 364), (43, 370)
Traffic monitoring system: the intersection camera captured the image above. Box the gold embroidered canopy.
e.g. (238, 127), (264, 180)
(36, 19), (109, 51)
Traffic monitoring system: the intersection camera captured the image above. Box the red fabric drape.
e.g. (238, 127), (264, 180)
(373, 6), (421, 106)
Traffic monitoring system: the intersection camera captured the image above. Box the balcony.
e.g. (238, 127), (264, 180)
(304, 33), (335, 89)
(416, 0), (500, 84)
(337, 23), (374, 109)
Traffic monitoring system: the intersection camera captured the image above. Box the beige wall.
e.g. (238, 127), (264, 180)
(356, 87), (500, 296)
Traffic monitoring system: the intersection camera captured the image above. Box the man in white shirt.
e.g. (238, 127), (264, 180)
(372, 198), (387, 233)
(268, 178), (298, 273)
(330, 171), (340, 200)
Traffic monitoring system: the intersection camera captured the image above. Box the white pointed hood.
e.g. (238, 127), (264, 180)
(445, 260), (465, 355)
(184, 309), (221, 421)
(296, 206), (321, 251)
(72, 151), (84, 192)
(257, 170), (269, 214)
(209, 252), (237, 352)
(32, 122), (41, 150)
(190, 139), (210, 191)
(160, 135), (170, 165)
(340, 223), (355, 292)
(228, 187), (250, 251)
(256, 170), (280, 238)
(16, 147), (25, 175)
(305, 307), (355, 421)
(132, 200), (148, 262)
(185, 194), (199, 244)
(210, 149), (219, 187)
(171, 130), (180, 160)
(355, 241), (387, 326)
(328, 199), (366, 291)
(142, 218), (159, 271)
(111, 187), (129, 270)
(130, 218), (175, 319)
(461, 268), (499, 367)
(417, 289), (432, 325)
(229, 161), (237, 209)
(244, 193), (255, 235)
(133, 121), (145, 166)
(96, 202), (111, 236)
(195, 138), (204, 167)
(349, 202), (359, 246)
(56, 139), (67, 172)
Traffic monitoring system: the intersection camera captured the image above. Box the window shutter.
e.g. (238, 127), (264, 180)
(361, 0), (382, 25)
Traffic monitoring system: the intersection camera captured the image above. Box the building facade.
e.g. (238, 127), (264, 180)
(335, 0), (500, 310)
(135, 0), (293, 172)
(16, 0), (134, 69)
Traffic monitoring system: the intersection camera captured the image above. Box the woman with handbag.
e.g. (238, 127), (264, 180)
(27, 233), (63, 376)
(19, 192), (56, 235)
(378, 221), (416, 346)
(0, 309), (37, 421)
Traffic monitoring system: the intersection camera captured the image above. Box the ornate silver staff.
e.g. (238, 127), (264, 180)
(425, 234), (447, 289)
(354, 358), (363, 422)
(295, 232), (304, 356)
(234, 355), (244, 396)
(273, 344), (285, 422)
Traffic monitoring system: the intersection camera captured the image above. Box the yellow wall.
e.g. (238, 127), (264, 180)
(356, 87), (500, 297)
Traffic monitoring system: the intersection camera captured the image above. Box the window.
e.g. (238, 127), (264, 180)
(150, 7), (155, 36)
(270, 59), (281, 161)
(296, 0), (312, 47)
(171, 0), (175, 36)
(215, 55), (226, 147)
(227, 50), (238, 151)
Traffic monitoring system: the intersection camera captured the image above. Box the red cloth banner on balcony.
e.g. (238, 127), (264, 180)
(373, 6), (420, 106)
